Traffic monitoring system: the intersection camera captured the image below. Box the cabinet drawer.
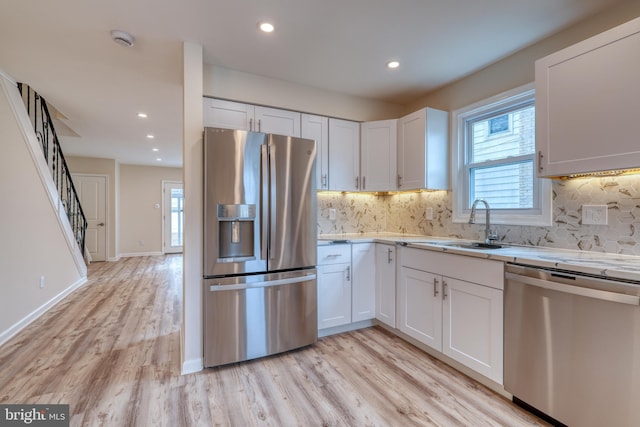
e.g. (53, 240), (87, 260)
(401, 247), (503, 290)
(318, 244), (351, 265)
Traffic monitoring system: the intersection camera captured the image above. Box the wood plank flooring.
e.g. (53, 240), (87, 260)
(0, 255), (548, 426)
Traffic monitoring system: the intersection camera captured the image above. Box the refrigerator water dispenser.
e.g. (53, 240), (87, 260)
(217, 204), (255, 262)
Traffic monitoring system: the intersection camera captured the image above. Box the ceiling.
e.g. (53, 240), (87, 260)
(0, 0), (627, 168)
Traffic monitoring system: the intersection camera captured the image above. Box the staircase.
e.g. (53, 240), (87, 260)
(17, 83), (87, 258)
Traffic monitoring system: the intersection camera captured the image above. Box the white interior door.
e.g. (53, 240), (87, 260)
(163, 181), (184, 254)
(72, 174), (107, 262)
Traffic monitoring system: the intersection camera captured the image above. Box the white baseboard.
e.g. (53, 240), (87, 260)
(0, 276), (87, 347)
(318, 319), (374, 338)
(119, 251), (163, 258)
(182, 358), (203, 375)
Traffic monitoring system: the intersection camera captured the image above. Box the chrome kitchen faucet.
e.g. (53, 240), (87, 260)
(469, 198), (497, 244)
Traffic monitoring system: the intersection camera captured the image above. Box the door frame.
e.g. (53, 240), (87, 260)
(71, 173), (109, 262)
(162, 180), (184, 254)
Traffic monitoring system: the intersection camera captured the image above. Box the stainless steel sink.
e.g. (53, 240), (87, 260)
(446, 242), (505, 250)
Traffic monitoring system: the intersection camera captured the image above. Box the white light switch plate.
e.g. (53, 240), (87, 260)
(582, 205), (608, 225)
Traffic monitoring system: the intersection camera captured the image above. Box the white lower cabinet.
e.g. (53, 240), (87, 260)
(351, 243), (376, 322)
(375, 244), (396, 327)
(398, 247), (504, 384)
(317, 244), (352, 329)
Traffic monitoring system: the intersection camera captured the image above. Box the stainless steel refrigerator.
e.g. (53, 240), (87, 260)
(202, 127), (317, 368)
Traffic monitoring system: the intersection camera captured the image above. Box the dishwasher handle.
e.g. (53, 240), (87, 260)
(505, 271), (640, 306)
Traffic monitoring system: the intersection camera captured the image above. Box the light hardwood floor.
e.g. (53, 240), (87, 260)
(0, 255), (547, 426)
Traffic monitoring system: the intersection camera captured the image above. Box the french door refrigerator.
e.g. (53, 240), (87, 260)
(203, 127), (317, 367)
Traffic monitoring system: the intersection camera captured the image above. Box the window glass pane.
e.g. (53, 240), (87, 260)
(170, 188), (184, 246)
(470, 161), (533, 209)
(470, 104), (535, 163)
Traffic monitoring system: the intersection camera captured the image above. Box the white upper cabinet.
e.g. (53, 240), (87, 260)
(203, 98), (253, 131)
(254, 106), (301, 136)
(360, 119), (397, 191)
(203, 98), (301, 137)
(328, 118), (360, 191)
(301, 114), (329, 190)
(536, 17), (640, 177)
(397, 108), (449, 190)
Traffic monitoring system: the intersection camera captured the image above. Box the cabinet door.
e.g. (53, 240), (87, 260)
(397, 266), (442, 349)
(254, 106), (301, 137)
(203, 98), (253, 130)
(398, 108), (448, 190)
(328, 118), (360, 191)
(351, 243), (376, 322)
(361, 119), (397, 191)
(442, 277), (503, 384)
(375, 244), (396, 327)
(317, 263), (352, 329)
(301, 114), (329, 190)
(536, 18), (640, 177)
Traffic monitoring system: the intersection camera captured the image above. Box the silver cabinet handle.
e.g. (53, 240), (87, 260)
(362, 176), (366, 190)
(433, 277), (439, 297)
(443, 280), (448, 300)
(538, 150), (544, 173)
(397, 174), (402, 188)
(249, 118), (253, 131)
(346, 265), (351, 281)
(258, 119), (262, 132)
(355, 176), (360, 189)
(387, 248), (393, 263)
(321, 173), (328, 188)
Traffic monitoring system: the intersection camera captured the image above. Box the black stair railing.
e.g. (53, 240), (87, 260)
(17, 83), (87, 257)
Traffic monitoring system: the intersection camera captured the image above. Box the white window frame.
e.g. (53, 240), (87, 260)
(451, 83), (552, 226)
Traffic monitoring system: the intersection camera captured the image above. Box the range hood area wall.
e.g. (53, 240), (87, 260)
(318, 174), (640, 256)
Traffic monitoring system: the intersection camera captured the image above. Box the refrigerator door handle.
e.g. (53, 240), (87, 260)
(269, 142), (277, 260)
(261, 144), (269, 261)
(209, 274), (317, 292)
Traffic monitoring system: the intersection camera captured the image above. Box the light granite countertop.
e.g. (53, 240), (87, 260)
(318, 233), (640, 282)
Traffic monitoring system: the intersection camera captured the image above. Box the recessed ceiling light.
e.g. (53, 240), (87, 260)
(152, 148), (159, 152)
(259, 22), (275, 33)
(386, 60), (400, 69)
(146, 134), (154, 139)
(137, 112), (147, 118)
(156, 158), (162, 161)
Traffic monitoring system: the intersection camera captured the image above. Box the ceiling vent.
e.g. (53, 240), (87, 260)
(111, 30), (135, 48)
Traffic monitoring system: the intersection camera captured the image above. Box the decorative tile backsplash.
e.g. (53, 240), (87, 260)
(318, 175), (640, 255)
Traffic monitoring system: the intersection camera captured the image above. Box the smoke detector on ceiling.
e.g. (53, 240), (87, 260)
(111, 30), (135, 48)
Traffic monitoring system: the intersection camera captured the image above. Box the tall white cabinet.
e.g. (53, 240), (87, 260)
(375, 244), (396, 328)
(360, 119), (397, 192)
(535, 17), (640, 177)
(203, 98), (301, 137)
(301, 114), (329, 190)
(328, 118), (360, 191)
(351, 243), (376, 322)
(397, 108), (449, 190)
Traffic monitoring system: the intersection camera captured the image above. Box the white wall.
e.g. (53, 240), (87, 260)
(0, 73), (85, 345)
(119, 164), (182, 256)
(182, 42), (204, 374)
(204, 64), (404, 122)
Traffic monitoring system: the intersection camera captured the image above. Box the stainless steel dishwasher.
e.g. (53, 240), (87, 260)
(504, 263), (640, 427)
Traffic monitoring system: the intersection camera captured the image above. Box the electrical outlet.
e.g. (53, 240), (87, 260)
(426, 207), (434, 221)
(40, 276), (45, 289)
(329, 208), (336, 221)
(582, 205), (608, 225)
